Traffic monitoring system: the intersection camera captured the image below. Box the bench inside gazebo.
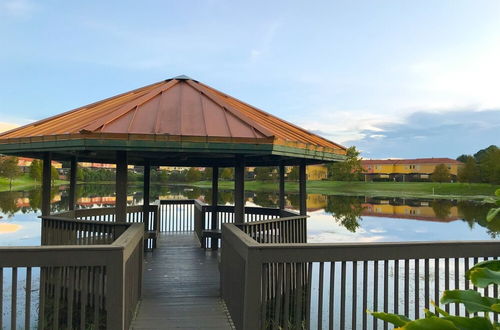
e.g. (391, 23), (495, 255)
(1, 76), (497, 330)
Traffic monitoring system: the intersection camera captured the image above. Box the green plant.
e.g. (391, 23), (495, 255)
(369, 260), (500, 329)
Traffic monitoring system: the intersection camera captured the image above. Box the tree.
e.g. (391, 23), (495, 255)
(327, 146), (363, 181)
(254, 167), (276, 181)
(478, 146), (500, 184)
(457, 156), (480, 183)
(0, 156), (22, 189)
(287, 166), (299, 181)
(220, 168), (234, 181)
(51, 166), (59, 183)
(186, 168), (202, 182)
(431, 164), (451, 183)
(29, 159), (43, 182)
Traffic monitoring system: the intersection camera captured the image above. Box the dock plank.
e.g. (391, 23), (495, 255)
(131, 233), (233, 329)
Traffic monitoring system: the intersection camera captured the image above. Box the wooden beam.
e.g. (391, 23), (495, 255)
(234, 158), (245, 224)
(279, 163), (285, 210)
(68, 156), (77, 211)
(143, 162), (151, 229)
(299, 163), (307, 216)
(41, 152), (52, 216)
(116, 151), (128, 222)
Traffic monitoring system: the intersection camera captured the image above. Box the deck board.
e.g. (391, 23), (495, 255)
(131, 233), (234, 329)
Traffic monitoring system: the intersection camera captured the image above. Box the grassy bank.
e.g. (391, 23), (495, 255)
(0, 175), (67, 192)
(190, 180), (500, 200)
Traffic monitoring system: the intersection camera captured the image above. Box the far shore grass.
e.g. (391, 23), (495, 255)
(0, 175), (67, 192)
(188, 180), (500, 200)
(1, 175), (498, 200)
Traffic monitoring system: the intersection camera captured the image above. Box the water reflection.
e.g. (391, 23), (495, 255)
(0, 185), (497, 243)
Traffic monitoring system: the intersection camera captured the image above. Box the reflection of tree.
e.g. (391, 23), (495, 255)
(458, 201), (500, 238)
(253, 192), (278, 208)
(325, 195), (365, 232)
(431, 200), (452, 219)
(0, 191), (22, 217)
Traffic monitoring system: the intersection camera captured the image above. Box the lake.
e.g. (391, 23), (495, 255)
(0, 183), (497, 246)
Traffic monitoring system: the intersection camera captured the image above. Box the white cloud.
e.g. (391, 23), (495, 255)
(1, 0), (35, 18)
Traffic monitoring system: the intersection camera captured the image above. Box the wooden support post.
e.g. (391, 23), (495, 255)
(211, 166), (219, 249)
(299, 163), (307, 216)
(116, 151), (128, 223)
(41, 152), (52, 216)
(211, 167), (219, 229)
(68, 156), (77, 211)
(234, 157), (245, 224)
(143, 162), (151, 230)
(279, 163), (285, 210)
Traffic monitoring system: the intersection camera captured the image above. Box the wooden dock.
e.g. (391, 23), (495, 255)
(130, 233), (234, 329)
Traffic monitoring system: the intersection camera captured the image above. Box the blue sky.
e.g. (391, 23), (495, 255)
(0, 0), (499, 158)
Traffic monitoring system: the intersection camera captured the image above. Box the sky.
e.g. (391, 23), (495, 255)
(0, 0), (499, 159)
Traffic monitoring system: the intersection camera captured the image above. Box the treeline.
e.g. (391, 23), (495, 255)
(457, 145), (500, 184)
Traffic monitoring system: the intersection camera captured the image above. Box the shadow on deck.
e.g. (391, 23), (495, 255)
(131, 233), (234, 330)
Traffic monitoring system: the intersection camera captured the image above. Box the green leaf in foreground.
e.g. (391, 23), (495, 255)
(468, 267), (500, 288)
(395, 316), (459, 330)
(367, 310), (411, 327)
(441, 289), (500, 313)
(442, 316), (494, 330)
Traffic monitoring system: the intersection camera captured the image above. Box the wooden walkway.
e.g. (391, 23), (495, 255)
(130, 233), (234, 330)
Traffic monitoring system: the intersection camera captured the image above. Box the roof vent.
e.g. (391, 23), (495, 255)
(172, 75), (192, 80)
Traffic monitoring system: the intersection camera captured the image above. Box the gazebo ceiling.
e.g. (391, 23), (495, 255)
(0, 76), (346, 166)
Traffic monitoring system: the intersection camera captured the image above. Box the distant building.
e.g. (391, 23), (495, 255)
(361, 158), (463, 182)
(16, 157), (62, 172)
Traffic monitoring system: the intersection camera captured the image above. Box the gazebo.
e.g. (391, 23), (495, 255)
(0, 75), (347, 329)
(0, 75), (346, 224)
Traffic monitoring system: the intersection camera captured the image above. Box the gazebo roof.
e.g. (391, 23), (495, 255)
(0, 76), (346, 166)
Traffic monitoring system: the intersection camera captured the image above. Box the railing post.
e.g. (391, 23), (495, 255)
(234, 157), (245, 224)
(106, 249), (125, 330)
(279, 163), (286, 210)
(243, 248), (262, 329)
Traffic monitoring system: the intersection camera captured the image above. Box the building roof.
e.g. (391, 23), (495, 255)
(0, 76), (346, 166)
(361, 158), (462, 165)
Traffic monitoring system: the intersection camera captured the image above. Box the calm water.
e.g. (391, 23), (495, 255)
(0, 183), (497, 246)
(0, 184), (496, 328)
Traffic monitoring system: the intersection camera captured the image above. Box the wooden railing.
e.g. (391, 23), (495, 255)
(159, 200), (196, 232)
(54, 205), (159, 249)
(0, 216), (143, 330)
(221, 219), (500, 330)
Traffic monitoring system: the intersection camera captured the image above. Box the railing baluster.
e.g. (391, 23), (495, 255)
(373, 260), (379, 330)
(404, 259), (409, 316)
(318, 262), (324, 329)
(415, 259), (419, 319)
(435, 258), (440, 314)
(11, 267), (17, 330)
(329, 262), (335, 330)
(445, 258), (450, 313)
(340, 261), (346, 330)
(362, 261), (368, 330)
(394, 260), (399, 315)
(0, 267), (3, 329)
(25, 267), (32, 329)
(383, 260), (388, 330)
(352, 261), (358, 329)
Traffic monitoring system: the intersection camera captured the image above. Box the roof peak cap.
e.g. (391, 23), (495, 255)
(172, 74), (193, 80)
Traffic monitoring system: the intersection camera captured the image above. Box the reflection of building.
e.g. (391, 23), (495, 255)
(77, 196), (133, 207)
(79, 163), (134, 170)
(362, 201), (461, 222)
(306, 194), (327, 211)
(361, 158), (462, 182)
